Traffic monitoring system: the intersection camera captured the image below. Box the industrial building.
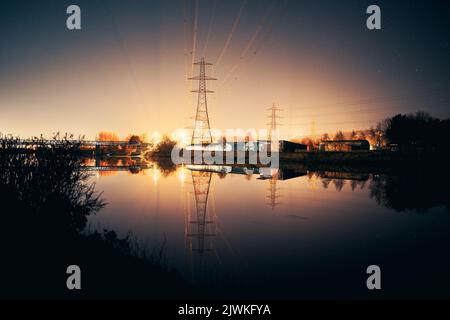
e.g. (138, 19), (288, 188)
(279, 140), (307, 152)
(238, 140), (307, 152)
(185, 140), (307, 153)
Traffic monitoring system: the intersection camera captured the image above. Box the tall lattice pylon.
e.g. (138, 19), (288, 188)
(189, 58), (216, 145)
(267, 103), (283, 141)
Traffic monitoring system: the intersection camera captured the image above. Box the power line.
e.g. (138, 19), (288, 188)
(290, 87), (450, 113)
(289, 96), (450, 118)
(289, 99), (450, 131)
(291, 119), (380, 128)
(219, 0), (289, 89)
(191, 0), (200, 86)
(183, 0), (192, 118)
(219, 0), (279, 87)
(290, 106), (450, 129)
(201, 0), (217, 58)
(252, 0), (289, 56)
(213, 0), (247, 72)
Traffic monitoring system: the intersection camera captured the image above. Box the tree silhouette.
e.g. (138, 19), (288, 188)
(334, 131), (345, 141)
(153, 135), (177, 156)
(383, 111), (450, 152)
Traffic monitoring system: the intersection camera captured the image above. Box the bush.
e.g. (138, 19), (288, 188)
(153, 135), (177, 156)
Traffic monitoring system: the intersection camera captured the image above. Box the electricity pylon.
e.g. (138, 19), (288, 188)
(189, 58), (216, 145)
(267, 103), (283, 141)
(267, 173), (281, 210)
(187, 171), (215, 254)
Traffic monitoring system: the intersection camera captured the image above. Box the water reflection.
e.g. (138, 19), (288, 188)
(184, 170), (219, 284)
(6, 152), (448, 298)
(187, 171), (215, 255)
(125, 159), (449, 297)
(369, 171), (450, 213)
(91, 157), (450, 216)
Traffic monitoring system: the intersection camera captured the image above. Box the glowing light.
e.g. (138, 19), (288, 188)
(151, 131), (162, 145)
(178, 165), (186, 184)
(152, 166), (160, 185)
(308, 174), (319, 190)
(172, 128), (190, 147)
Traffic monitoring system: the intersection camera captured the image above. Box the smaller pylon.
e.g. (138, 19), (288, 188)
(266, 174), (281, 210)
(266, 103), (283, 141)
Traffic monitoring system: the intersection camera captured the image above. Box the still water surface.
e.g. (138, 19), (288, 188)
(86, 161), (450, 298)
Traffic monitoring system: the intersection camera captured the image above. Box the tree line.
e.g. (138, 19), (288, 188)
(299, 111), (450, 152)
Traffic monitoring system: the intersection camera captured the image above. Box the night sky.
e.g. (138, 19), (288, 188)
(0, 0), (449, 139)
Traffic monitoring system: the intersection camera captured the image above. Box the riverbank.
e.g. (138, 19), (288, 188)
(148, 150), (449, 167)
(282, 151), (398, 164)
(280, 150), (450, 165)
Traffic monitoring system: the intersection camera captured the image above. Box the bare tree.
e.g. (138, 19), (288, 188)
(334, 131), (344, 140)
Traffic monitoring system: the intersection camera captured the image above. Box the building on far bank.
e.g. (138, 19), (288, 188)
(186, 140), (375, 152)
(185, 140), (307, 152)
(246, 140), (307, 152)
(279, 140), (308, 152)
(319, 140), (370, 151)
(185, 143), (233, 151)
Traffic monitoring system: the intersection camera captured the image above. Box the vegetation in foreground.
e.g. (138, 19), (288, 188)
(0, 135), (188, 299)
